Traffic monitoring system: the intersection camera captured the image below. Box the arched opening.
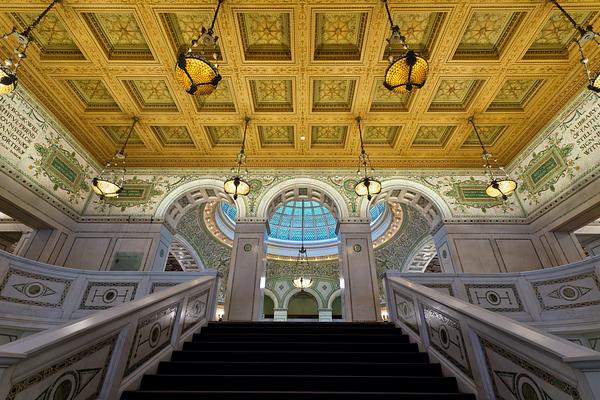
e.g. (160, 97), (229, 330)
(331, 295), (342, 320)
(263, 295), (275, 319)
(287, 291), (319, 319)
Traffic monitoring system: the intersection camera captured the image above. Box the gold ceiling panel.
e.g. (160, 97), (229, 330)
(454, 10), (525, 60)
(123, 79), (178, 112)
(525, 10), (596, 59)
(462, 125), (507, 147)
(82, 11), (153, 60)
(250, 79), (294, 112)
(206, 125), (243, 146)
(429, 79), (483, 112)
(364, 126), (399, 147)
(311, 126), (348, 147)
(237, 11), (292, 61)
(161, 11), (223, 60)
(102, 125), (144, 146)
(387, 11), (445, 58)
(369, 79), (412, 112)
(66, 79), (120, 112)
(1, 0), (598, 169)
(312, 78), (356, 112)
(412, 126), (455, 148)
(488, 79), (542, 111)
(258, 125), (295, 147)
(196, 77), (236, 112)
(152, 126), (194, 147)
(12, 12), (83, 59)
(314, 11), (368, 61)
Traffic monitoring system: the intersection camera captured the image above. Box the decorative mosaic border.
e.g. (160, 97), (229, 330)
(0, 267), (72, 308)
(124, 302), (180, 376)
(78, 281), (139, 310)
(6, 333), (117, 400)
(531, 272), (600, 311)
(149, 281), (179, 294)
(182, 288), (210, 333)
(479, 335), (581, 399)
(464, 283), (524, 312)
(393, 290), (419, 334)
(424, 306), (472, 378)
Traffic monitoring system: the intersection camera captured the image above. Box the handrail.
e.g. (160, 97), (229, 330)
(0, 274), (216, 360)
(0, 249), (214, 277)
(385, 274), (600, 399)
(0, 268), (219, 399)
(386, 254), (600, 280)
(394, 278), (600, 363)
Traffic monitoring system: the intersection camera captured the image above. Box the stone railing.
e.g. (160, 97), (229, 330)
(384, 275), (600, 400)
(0, 250), (218, 339)
(0, 273), (219, 400)
(387, 255), (600, 349)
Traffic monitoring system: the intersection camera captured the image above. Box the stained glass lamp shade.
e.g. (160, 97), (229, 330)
(0, 68), (17, 96)
(384, 50), (429, 93)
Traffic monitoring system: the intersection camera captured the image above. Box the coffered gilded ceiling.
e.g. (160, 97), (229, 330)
(0, 0), (598, 169)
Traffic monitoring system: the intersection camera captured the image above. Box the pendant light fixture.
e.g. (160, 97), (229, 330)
(382, 0), (429, 93)
(91, 117), (139, 199)
(354, 116), (381, 201)
(0, 0), (62, 96)
(175, 0), (223, 96)
(549, 0), (600, 92)
(468, 117), (517, 200)
(292, 200), (313, 291)
(224, 117), (251, 200)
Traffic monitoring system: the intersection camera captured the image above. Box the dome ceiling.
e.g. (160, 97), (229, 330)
(0, 0), (598, 169)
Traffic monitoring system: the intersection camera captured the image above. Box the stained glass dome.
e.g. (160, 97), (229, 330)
(221, 201), (387, 243)
(270, 200), (337, 241)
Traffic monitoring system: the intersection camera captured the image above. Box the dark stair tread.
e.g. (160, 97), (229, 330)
(140, 374), (459, 392)
(122, 391), (476, 399)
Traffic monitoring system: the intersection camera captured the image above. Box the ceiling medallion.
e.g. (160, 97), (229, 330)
(382, 0), (429, 93)
(0, 0), (62, 96)
(91, 117), (139, 199)
(468, 117), (517, 200)
(354, 116), (382, 201)
(549, 0), (600, 93)
(224, 117), (251, 200)
(175, 0), (223, 96)
(293, 200), (313, 292)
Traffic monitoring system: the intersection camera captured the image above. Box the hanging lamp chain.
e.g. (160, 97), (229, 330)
(21, 0), (63, 38)
(118, 117), (140, 157)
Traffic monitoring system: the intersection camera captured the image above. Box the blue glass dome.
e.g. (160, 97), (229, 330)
(270, 200), (337, 241)
(221, 201), (387, 243)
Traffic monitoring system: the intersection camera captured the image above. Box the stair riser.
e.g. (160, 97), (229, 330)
(194, 334), (409, 343)
(122, 392), (476, 400)
(140, 375), (459, 392)
(171, 351), (430, 363)
(201, 327), (398, 335)
(183, 341), (418, 352)
(157, 361), (442, 376)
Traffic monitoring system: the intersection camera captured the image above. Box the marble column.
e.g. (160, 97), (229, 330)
(224, 219), (268, 321)
(337, 219), (381, 322)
